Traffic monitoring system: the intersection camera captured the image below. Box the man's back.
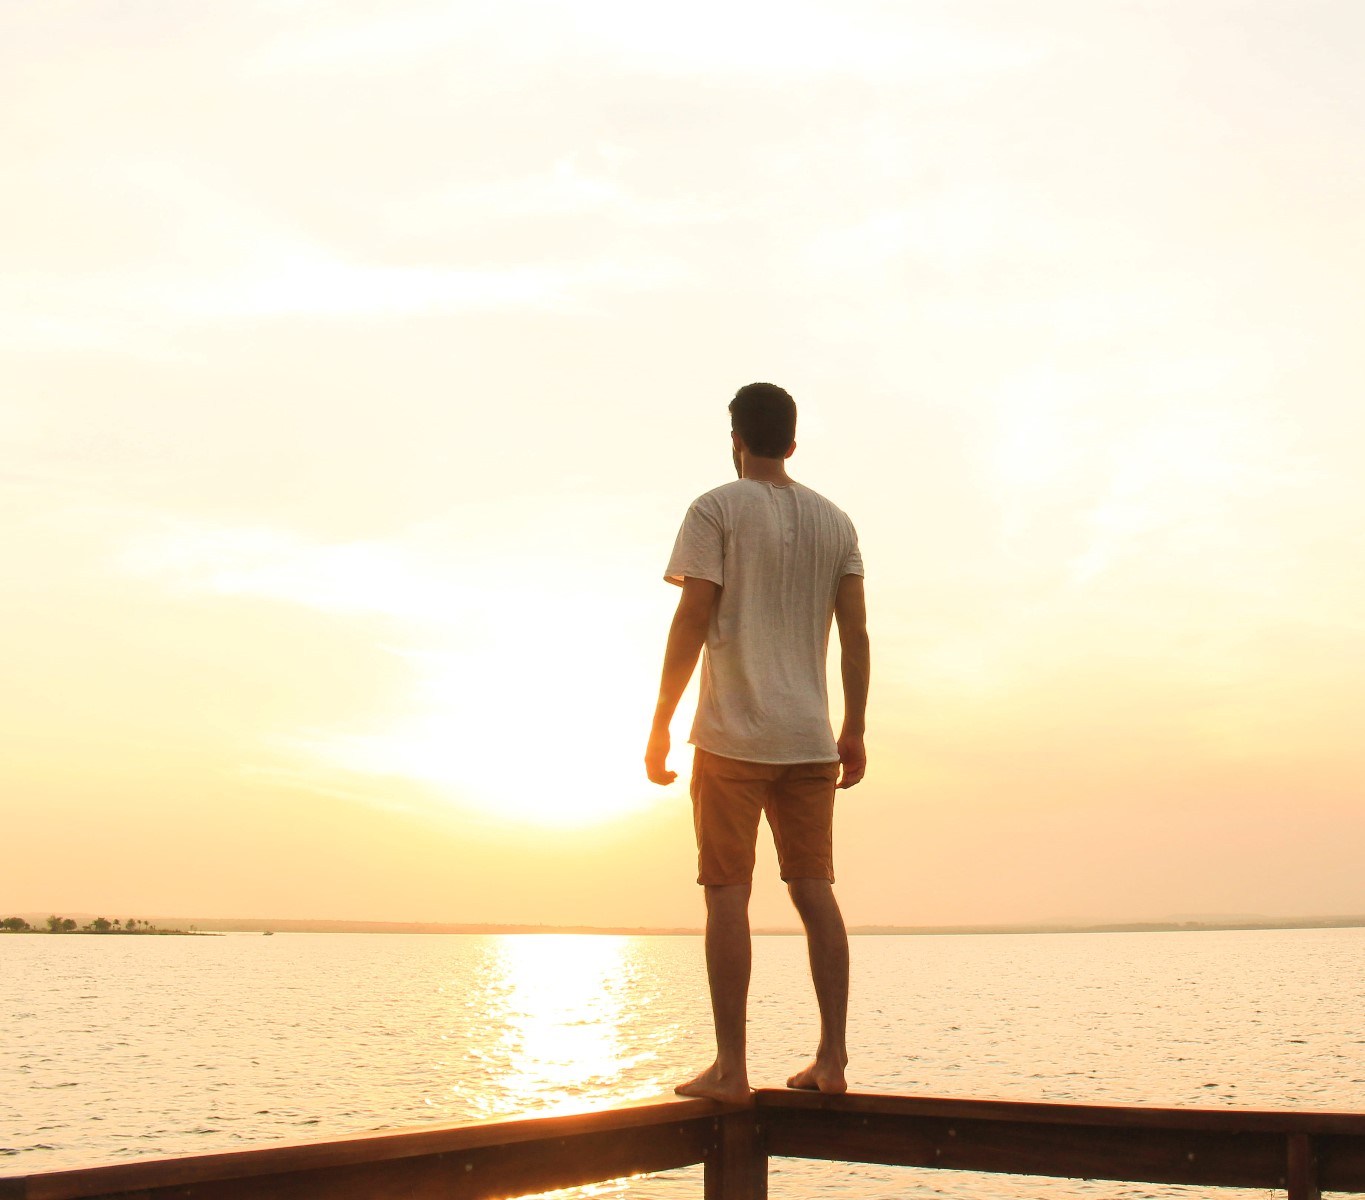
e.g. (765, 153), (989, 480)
(665, 478), (862, 764)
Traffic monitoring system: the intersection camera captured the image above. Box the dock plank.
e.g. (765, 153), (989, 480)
(13, 1096), (739, 1200)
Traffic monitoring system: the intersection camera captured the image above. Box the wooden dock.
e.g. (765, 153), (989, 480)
(6, 1089), (1365, 1199)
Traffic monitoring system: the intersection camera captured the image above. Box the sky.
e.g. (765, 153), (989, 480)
(4, 0), (1364, 930)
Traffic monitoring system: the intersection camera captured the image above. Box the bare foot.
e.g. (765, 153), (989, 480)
(786, 1059), (848, 1094)
(675, 1062), (751, 1105)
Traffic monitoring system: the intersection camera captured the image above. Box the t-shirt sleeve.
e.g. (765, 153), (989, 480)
(841, 523), (864, 578)
(664, 498), (725, 588)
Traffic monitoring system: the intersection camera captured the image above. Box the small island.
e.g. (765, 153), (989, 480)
(1, 915), (204, 935)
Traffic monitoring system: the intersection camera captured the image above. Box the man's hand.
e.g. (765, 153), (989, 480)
(645, 726), (677, 785)
(836, 732), (866, 790)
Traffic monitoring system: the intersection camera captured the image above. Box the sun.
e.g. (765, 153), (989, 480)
(308, 586), (689, 827)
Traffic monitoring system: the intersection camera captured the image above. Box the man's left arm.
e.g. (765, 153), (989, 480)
(834, 572), (870, 789)
(645, 577), (719, 784)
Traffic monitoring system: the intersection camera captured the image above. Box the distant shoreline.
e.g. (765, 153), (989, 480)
(11, 914), (1365, 937)
(849, 916), (1365, 937)
(1, 928), (209, 936)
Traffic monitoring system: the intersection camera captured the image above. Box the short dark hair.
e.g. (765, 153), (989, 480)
(729, 382), (796, 458)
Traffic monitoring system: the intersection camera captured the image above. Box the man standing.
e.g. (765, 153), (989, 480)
(645, 382), (869, 1103)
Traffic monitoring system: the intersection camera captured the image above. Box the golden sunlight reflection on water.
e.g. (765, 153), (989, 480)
(450, 936), (671, 1121)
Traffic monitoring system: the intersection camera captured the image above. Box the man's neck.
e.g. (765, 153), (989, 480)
(739, 455), (793, 486)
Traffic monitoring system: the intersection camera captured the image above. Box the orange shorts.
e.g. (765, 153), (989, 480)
(690, 748), (839, 886)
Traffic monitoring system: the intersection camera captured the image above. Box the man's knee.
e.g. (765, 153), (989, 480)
(787, 877), (835, 915)
(704, 883), (752, 914)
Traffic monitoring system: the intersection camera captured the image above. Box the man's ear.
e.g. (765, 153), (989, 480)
(784, 441), (797, 460)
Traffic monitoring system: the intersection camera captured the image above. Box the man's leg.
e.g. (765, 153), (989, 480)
(675, 882), (753, 1103)
(785, 878), (849, 1093)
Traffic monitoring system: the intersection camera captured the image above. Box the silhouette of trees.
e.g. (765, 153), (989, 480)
(38, 915), (78, 932)
(4, 913), (188, 934)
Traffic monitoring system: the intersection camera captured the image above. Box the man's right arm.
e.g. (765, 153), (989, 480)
(834, 573), (869, 789)
(645, 576), (720, 785)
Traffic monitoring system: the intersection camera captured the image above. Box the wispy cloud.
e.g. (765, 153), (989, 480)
(4, 149), (692, 354)
(250, 0), (1048, 82)
(113, 497), (664, 627)
(7, 234), (687, 347)
(116, 522), (474, 623)
(377, 156), (718, 237)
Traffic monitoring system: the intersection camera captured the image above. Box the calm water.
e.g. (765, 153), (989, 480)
(3, 928), (1364, 1198)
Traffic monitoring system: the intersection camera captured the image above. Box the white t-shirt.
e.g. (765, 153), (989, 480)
(664, 479), (863, 764)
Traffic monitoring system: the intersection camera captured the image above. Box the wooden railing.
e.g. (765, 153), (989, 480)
(6, 1090), (1365, 1200)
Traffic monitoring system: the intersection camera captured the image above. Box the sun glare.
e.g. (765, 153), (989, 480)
(310, 586), (679, 828)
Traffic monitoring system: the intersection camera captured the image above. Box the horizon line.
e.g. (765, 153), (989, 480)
(9, 912), (1365, 937)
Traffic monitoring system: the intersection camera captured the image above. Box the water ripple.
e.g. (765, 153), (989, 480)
(3, 928), (1365, 1200)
